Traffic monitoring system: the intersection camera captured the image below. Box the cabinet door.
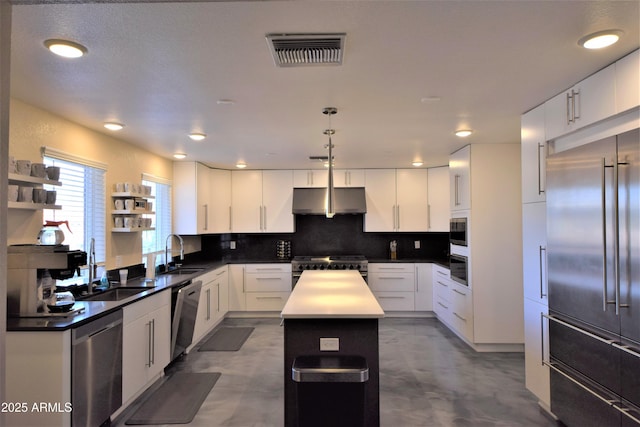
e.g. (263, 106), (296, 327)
(173, 161), (199, 234)
(335, 169), (365, 187)
(122, 314), (151, 404)
(149, 303), (171, 378)
(217, 272), (229, 321)
(396, 169), (429, 231)
(427, 166), (450, 231)
(415, 263), (433, 311)
(521, 105), (546, 203)
(523, 202), (547, 304)
(616, 49), (640, 113)
(293, 170), (327, 188)
(262, 170), (294, 232)
(231, 170), (262, 232)
(450, 146), (471, 211)
(209, 168), (231, 233)
(196, 163), (212, 233)
(192, 281), (215, 343)
(524, 299), (550, 407)
(575, 64), (616, 130)
(228, 264), (246, 311)
(364, 169), (396, 231)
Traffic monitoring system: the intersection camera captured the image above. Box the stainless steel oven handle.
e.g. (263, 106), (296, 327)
(544, 314), (616, 346)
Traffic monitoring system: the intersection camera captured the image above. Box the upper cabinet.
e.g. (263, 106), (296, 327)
(334, 169), (365, 188)
(426, 166), (450, 231)
(449, 146), (471, 211)
(521, 105), (546, 203)
(544, 64), (616, 140)
(173, 162), (230, 234)
(615, 49), (640, 114)
(293, 170), (327, 188)
(364, 168), (429, 232)
(231, 170), (294, 233)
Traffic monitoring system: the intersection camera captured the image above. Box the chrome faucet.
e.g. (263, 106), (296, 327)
(88, 237), (96, 294)
(165, 234), (185, 272)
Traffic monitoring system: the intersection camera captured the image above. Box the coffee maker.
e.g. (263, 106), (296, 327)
(7, 245), (87, 317)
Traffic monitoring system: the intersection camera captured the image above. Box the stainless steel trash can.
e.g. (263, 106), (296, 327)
(292, 355), (368, 427)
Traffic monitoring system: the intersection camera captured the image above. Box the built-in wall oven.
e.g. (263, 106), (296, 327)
(449, 253), (468, 286)
(450, 217), (468, 246)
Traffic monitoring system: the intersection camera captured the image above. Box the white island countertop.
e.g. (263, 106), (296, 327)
(281, 270), (385, 319)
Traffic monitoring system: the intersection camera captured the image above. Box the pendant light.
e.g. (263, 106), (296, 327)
(323, 107), (337, 218)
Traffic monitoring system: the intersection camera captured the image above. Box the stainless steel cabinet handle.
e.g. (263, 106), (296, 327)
(146, 321), (152, 367)
(602, 158), (610, 312)
(453, 312), (466, 322)
(572, 89), (580, 121)
(537, 143), (545, 194)
(452, 288), (466, 296)
(256, 267), (284, 271)
(427, 204), (431, 229)
(437, 301), (449, 310)
(257, 277), (283, 281)
(204, 204), (208, 231)
(566, 92), (572, 124)
(454, 174), (460, 206)
(539, 246), (547, 298)
(437, 281), (448, 288)
(613, 159), (620, 315)
(256, 296), (283, 300)
(379, 276), (406, 280)
(151, 318), (155, 365)
(378, 296), (405, 299)
(217, 283), (220, 312)
(228, 206), (232, 231)
(206, 288), (211, 320)
(263, 206), (267, 231)
(396, 205), (400, 230)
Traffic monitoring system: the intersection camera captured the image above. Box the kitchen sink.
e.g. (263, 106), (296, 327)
(164, 268), (205, 276)
(78, 287), (148, 301)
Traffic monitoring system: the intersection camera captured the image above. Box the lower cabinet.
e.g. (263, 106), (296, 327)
(369, 263), (415, 311)
(244, 264), (292, 311)
(122, 290), (171, 405)
(192, 266), (229, 346)
(524, 298), (550, 408)
(415, 263), (433, 311)
(432, 264), (474, 342)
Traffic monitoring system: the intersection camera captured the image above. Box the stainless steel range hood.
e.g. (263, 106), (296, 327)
(292, 187), (366, 215)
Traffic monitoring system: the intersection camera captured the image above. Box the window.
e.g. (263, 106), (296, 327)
(43, 148), (106, 283)
(142, 174), (172, 268)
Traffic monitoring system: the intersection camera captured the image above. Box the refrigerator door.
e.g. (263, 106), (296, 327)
(618, 128), (640, 343)
(547, 136), (619, 333)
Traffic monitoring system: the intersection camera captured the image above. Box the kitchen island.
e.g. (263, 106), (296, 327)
(281, 270), (384, 427)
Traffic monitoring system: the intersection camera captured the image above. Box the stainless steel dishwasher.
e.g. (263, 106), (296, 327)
(71, 309), (123, 427)
(170, 280), (202, 360)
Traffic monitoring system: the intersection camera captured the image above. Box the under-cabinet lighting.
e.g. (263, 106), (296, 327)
(578, 30), (623, 49)
(44, 39), (87, 58)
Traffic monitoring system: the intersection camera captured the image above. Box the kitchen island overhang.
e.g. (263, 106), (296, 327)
(281, 270), (384, 427)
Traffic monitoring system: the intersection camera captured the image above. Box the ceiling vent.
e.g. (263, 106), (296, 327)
(266, 33), (346, 67)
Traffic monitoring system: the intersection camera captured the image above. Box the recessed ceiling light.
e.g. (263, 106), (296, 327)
(189, 133), (206, 141)
(578, 30), (623, 49)
(104, 122), (124, 131)
(44, 39), (87, 58)
(173, 153), (187, 159)
(455, 130), (473, 138)
(236, 162), (247, 169)
(217, 99), (236, 105)
(412, 161), (424, 167)
(420, 96), (441, 103)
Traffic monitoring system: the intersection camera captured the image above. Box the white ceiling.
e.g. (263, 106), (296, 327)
(9, 0), (640, 170)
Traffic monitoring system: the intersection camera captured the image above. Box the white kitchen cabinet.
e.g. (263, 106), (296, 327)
(228, 264), (246, 311)
(522, 202), (547, 304)
(334, 169), (365, 187)
(415, 263), (433, 311)
(521, 105), (546, 203)
(231, 170), (294, 233)
(431, 264), (473, 342)
(449, 145), (471, 211)
(364, 169), (429, 232)
(524, 298), (550, 408)
(544, 63), (616, 140)
(122, 291), (171, 405)
(209, 168), (231, 233)
(173, 162), (215, 234)
(432, 265), (452, 321)
(369, 263), (415, 311)
(293, 169), (328, 188)
(426, 166), (450, 231)
(191, 266), (228, 346)
(615, 49), (640, 114)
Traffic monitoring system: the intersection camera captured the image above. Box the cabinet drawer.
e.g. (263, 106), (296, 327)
(374, 291), (415, 311)
(369, 263), (414, 273)
(245, 273), (291, 292)
(368, 272), (415, 292)
(450, 285), (473, 339)
(434, 277), (451, 302)
(245, 292), (290, 311)
(123, 290), (170, 324)
(434, 294), (452, 322)
(245, 263), (291, 274)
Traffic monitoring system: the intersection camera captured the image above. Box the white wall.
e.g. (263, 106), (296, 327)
(8, 98), (200, 270)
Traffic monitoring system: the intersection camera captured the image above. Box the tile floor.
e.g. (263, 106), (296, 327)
(113, 317), (558, 427)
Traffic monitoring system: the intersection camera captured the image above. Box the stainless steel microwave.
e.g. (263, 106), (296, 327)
(450, 217), (467, 246)
(450, 253), (468, 286)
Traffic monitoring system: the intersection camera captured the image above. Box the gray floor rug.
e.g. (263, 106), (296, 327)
(199, 326), (254, 351)
(125, 372), (220, 425)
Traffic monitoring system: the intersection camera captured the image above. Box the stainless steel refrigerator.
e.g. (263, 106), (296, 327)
(546, 128), (639, 426)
